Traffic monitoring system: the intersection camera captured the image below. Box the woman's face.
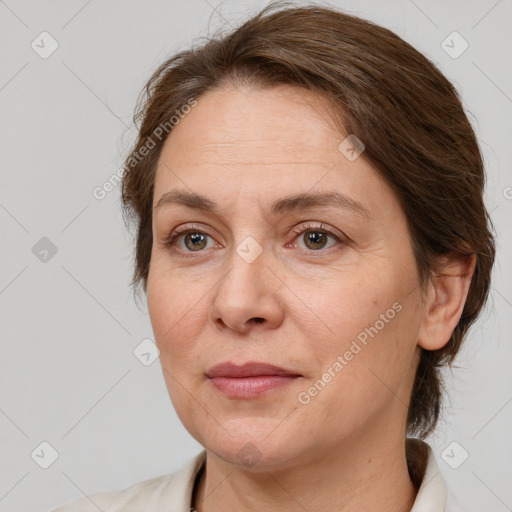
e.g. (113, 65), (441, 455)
(147, 84), (425, 469)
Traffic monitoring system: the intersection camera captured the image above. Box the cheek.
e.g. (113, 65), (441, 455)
(147, 266), (204, 359)
(300, 299), (420, 438)
(301, 272), (398, 345)
(305, 269), (421, 388)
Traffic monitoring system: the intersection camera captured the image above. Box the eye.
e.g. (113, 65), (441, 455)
(162, 224), (218, 254)
(288, 223), (345, 251)
(161, 222), (346, 256)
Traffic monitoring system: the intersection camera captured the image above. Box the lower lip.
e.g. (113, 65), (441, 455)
(209, 375), (299, 398)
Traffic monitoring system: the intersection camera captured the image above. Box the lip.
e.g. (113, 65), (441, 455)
(206, 362), (301, 398)
(206, 361), (301, 378)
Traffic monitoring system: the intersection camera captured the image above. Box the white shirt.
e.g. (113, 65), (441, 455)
(51, 439), (471, 511)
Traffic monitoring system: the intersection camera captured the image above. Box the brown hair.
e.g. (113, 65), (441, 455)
(121, 1), (495, 438)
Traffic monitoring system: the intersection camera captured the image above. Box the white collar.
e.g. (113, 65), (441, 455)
(409, 440), (449, 511)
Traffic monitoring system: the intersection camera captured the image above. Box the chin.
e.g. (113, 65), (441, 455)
(190, 418), (303, 470)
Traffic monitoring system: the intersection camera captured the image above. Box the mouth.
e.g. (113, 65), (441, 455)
(206, 361), (302, 398)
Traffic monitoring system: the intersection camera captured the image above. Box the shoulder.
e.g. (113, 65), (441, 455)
(50, 450), (206, 512)
(50, 473), (176, 512)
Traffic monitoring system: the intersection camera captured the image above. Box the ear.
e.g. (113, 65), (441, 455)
(417, 253), (476, 351)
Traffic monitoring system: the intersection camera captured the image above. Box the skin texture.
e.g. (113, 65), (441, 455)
(147, 84), (475, 512)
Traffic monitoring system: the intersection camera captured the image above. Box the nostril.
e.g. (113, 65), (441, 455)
(252, 317), (265, 324)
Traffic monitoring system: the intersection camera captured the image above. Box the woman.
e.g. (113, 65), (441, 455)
(52, 2), (495, 511)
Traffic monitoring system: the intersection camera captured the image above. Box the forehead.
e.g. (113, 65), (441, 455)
(156, 84), (343, 170)
(152, 84), (399, 224)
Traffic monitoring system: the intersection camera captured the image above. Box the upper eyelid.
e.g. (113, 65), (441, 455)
(168, 223), (220, 240)
(291, 222), (344, 238)
(168, 221), (341, 237)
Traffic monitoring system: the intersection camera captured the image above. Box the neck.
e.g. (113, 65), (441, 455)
(192, 428), (418, 512)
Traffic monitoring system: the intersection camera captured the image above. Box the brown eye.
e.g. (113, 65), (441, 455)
(302, 231), (330, 250)
(163, 227), (216, 254)
(183, 232), (208, 251)
(290, 223), (343, 252)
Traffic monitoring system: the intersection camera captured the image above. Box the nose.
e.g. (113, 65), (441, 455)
(209, 246), (285, 334)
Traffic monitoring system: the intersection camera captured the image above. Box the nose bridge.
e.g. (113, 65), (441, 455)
(216, 236), (268, 310)
(210, 235), (283, 331)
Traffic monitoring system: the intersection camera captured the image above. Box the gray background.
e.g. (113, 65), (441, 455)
(1, 0), (511, 511)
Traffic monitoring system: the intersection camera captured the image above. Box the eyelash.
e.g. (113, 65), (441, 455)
(289, 223), (344, 249)
(161, 222), (346, 257)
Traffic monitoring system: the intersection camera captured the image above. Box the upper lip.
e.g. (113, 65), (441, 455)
(206, 362), (301, 378)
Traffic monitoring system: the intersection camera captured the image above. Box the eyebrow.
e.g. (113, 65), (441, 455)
(154, 190), (371, 218)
